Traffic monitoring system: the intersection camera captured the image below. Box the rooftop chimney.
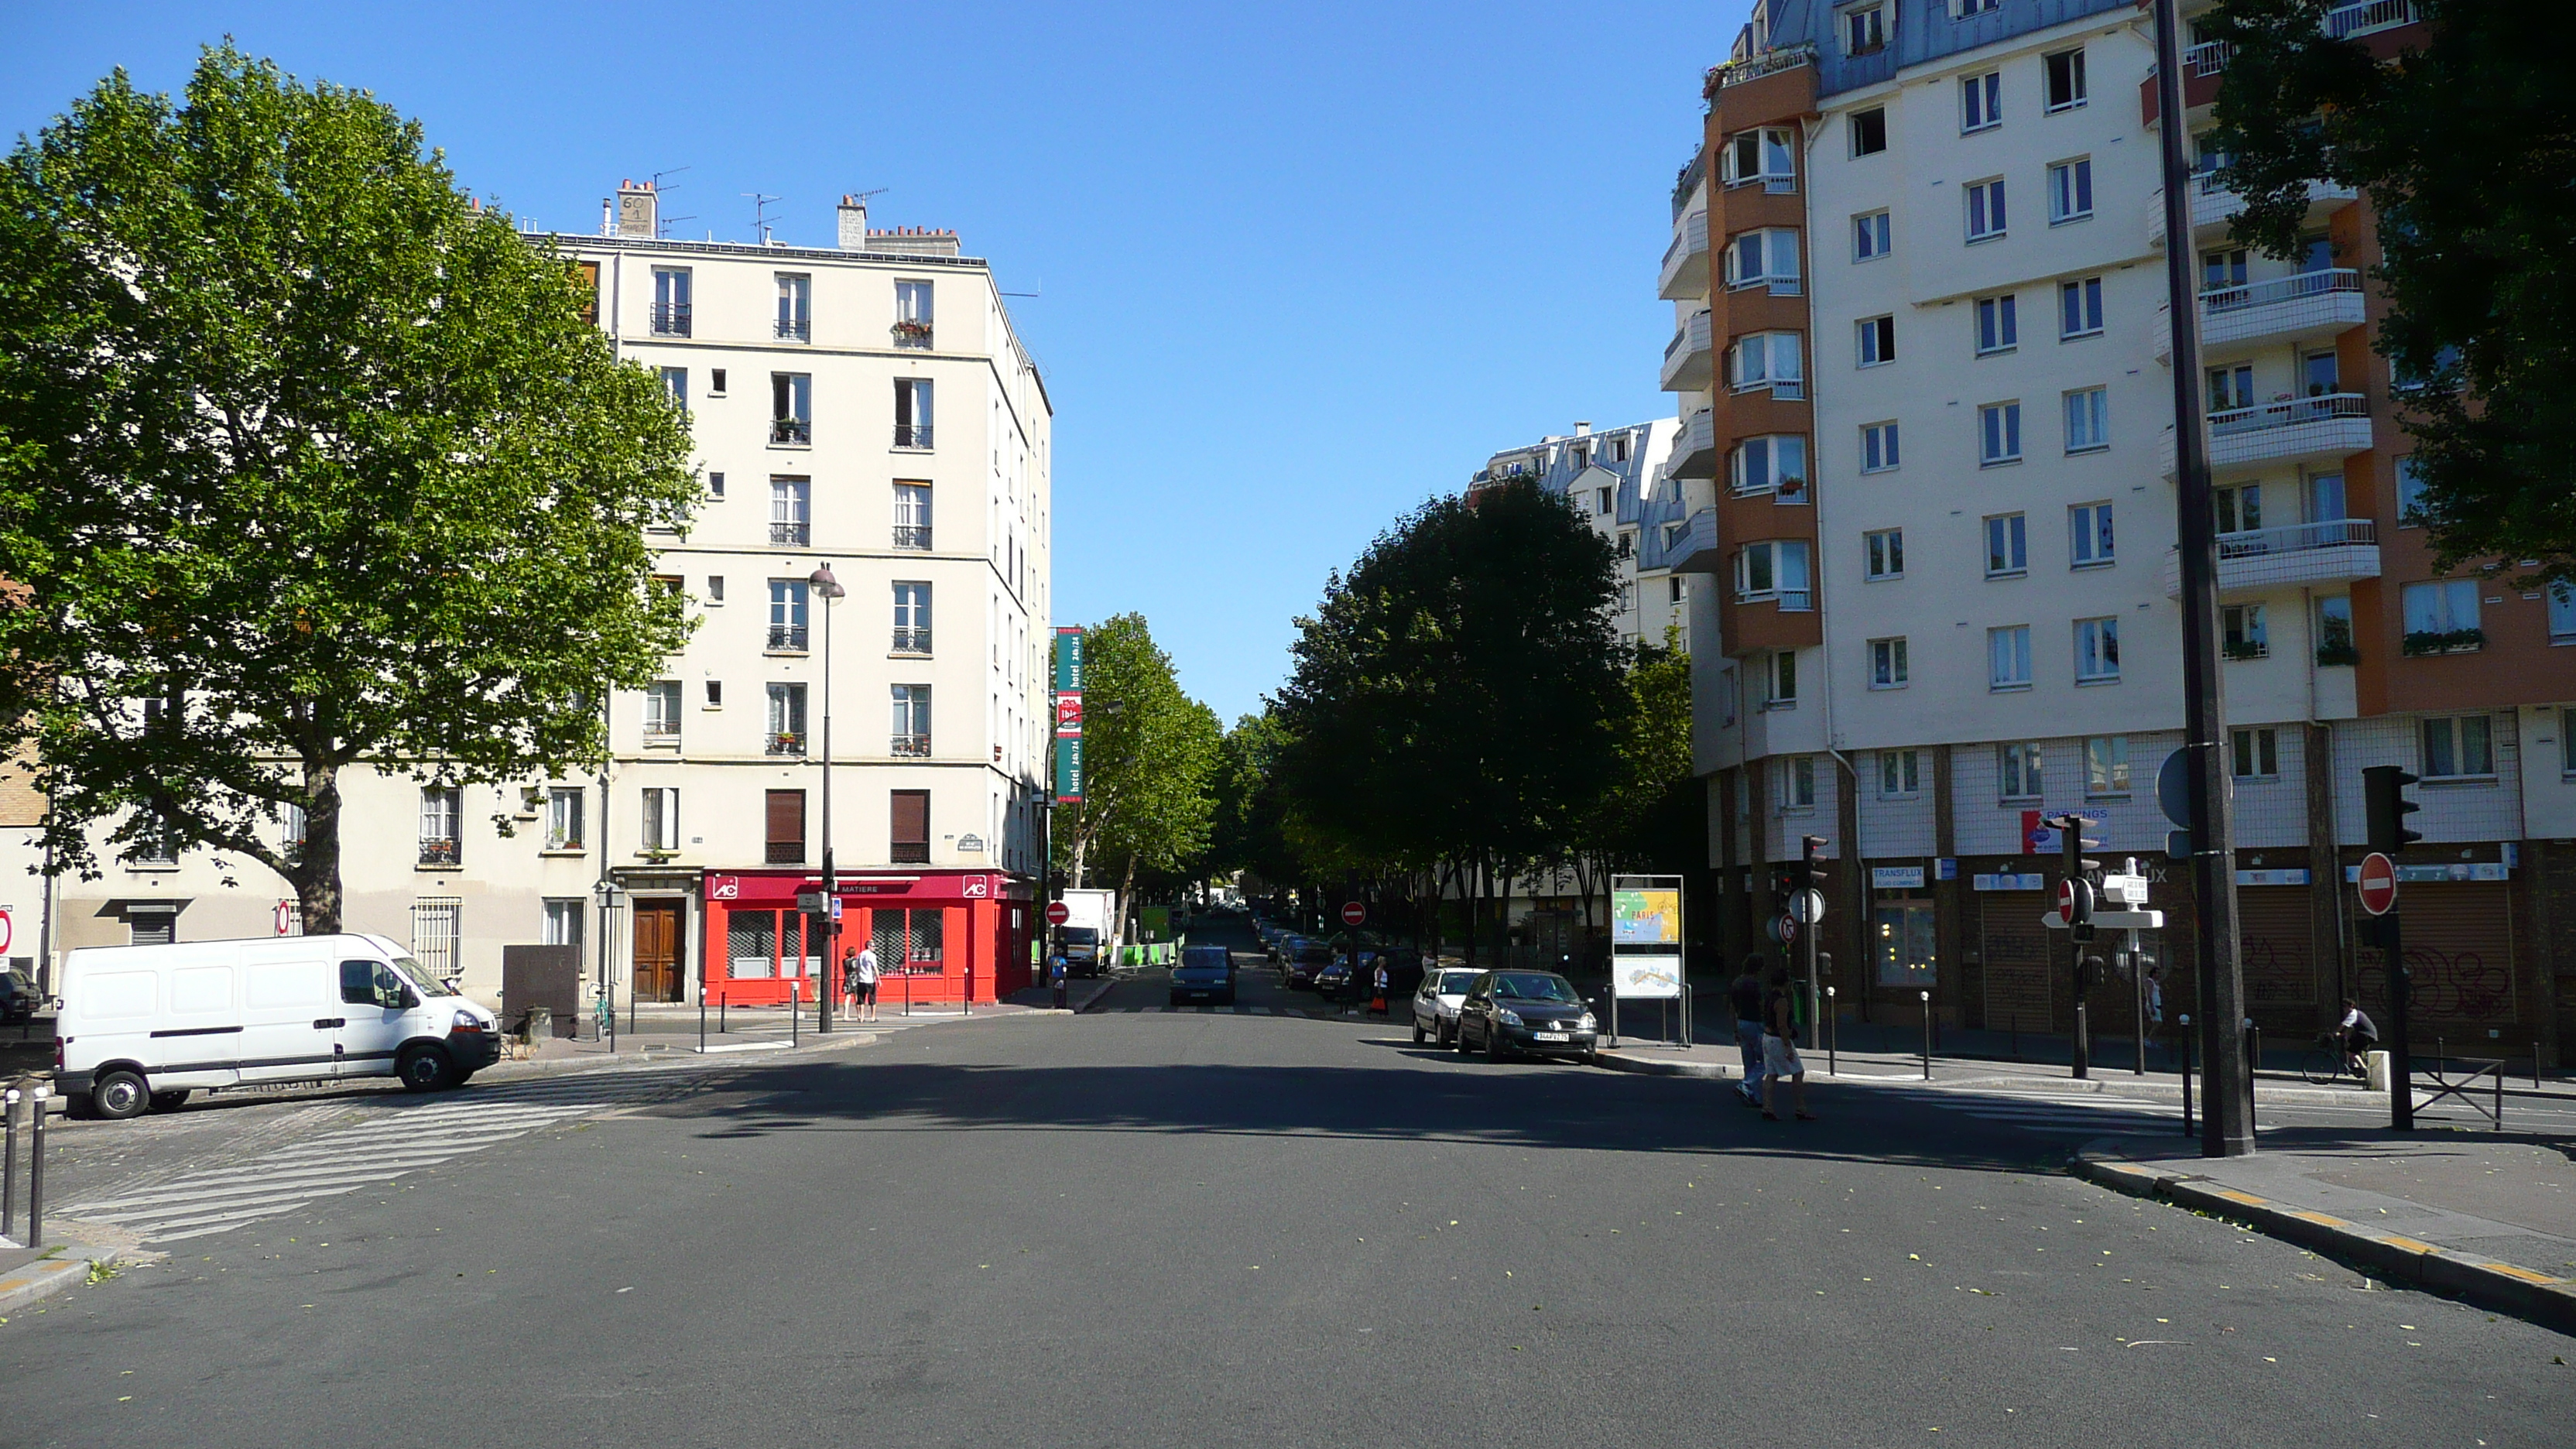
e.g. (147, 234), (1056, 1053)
(865, 225), (963, 259)
(838, 194), (869, 250)
(615, 178), (656, 239)
(1574, 420), (1593, 437)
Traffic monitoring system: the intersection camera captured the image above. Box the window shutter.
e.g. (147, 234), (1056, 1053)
(891, 790), (930, 862)
(766, 790), (806, 863)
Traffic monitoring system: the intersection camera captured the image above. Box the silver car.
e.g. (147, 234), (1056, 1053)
(1410, 967), (1482, 1046)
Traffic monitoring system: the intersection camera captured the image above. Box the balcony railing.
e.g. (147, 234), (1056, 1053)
(2204, 267), (2361, 315)
(890, 840), (930, 865)
(1659, 210), (1710, 300)
(892, 524), (933, 550)
(2218, 517), (2377, 559)
(895, 423), (933, 449)
(892, 320), (933, 349)
(770, 520), (810, 546)
(2209, 391), (2369, 438)
(2325, 0), (2420, 39)
(642, 718), (680, 742)
(1706, 43), (1815, 94)
(767, 625), (809, 652)
(1735, 588), (1813, 613)
(2160, 519), (2381, 598)
(771, 418), (812, 446)
(766, 731), (806, 756)
(765, 840), (805, 865)
(890, 733), (931, 758)
(776, 317), (810, 341)
(891, 627), (933, 655)
(418, 838), (460, 867)
(2186, 39), (2232, 77)
(649, 303), (692, 337)
(1660, 310), (1713, 392)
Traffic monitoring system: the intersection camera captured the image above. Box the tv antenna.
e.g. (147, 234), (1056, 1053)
(651, 166), (693, 237)
(745, 192), (783, 245)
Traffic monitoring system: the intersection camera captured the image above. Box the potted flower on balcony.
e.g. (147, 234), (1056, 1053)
(2315, 632), (2360, 666)
(2221, 639), (2267, 662)
(2401, 627), (2485, 656)
(891, 319), (933, 344)
(1775, 475), (1806, 500)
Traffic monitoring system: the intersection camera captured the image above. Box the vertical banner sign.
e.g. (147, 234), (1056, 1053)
(1053, 626), (1085, 805)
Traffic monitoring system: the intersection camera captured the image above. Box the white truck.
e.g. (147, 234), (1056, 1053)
(54, 933), (502, 1118)
(1057, 888), (1118, 977)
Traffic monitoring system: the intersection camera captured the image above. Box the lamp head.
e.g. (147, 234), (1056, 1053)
(809, 564), (846, 600)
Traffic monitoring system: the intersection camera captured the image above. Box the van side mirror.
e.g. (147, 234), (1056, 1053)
(399, 988), (420, 1010)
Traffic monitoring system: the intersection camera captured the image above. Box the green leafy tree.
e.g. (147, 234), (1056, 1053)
(1053, 615), (1223, 928)
(0, 47), (699, 930)
(1562, 627), (1697, 946)
(2209, 0), (2576, 576)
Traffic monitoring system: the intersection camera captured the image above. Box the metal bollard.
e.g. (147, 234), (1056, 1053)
(1920, 990), (1934, 1081)
(1825, 985), (1838, 1076)
(2, 1087), (19, 1245)
(2178, 1013), (2195, 1138)
(28, 1084), (46, 1247)
(719, 993), (728, 1036)
(699, 992), (707, 1054)
(792, 979), (801, 1046)
(2245, 1020), (2261, 1135)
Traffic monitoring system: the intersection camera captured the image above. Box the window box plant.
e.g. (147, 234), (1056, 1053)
(2402, 628), (2485, 656)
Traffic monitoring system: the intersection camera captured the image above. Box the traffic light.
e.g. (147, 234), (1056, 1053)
(2363, 765), (2422, 854)
(2054, 814), (2102, 937)
(1802, 834), (1830, 892)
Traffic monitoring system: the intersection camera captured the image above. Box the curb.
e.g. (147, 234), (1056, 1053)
(2069, 1140), (2576, 1338)
(1594, 1050), (1732, 1081)
(0, 1248), (122, 1320)
(1586, 1050), (2387, 1108)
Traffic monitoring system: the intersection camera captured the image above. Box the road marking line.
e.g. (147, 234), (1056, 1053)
(67, 1157), (469, 1214)
(112, 1199), (325, 1235)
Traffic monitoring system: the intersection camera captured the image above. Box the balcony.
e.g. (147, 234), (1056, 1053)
(1706, 43), (1815, 95)
(2159, 519), (2382, 600)
(890, 733), (931, 759)
(895, 423), (933, 450)
(1669, 409), (1718, 481)
(1736, 587), (1813, 613)
(892, 524), (933, 550)
(891, 627), (933, 655)
(1660, 310), (1714, 393)
(767, 625), (809, 653)
(1652, 507), (1722, 575)
(2154, 269), (2365, 361)
(766, 731), (806, 757)
(769, 520), (810, 546)
(642, 719), (680, 745)
(2149, 175), (2357, 249)
(649, 303), (691, 337)
(2160, 392), (2372, 475)
(892, 320), (933, 350)
(418, 838), (460, 868)
(775, 317), (810, 342)
(890, 840), (930, 865)
(1659, 210), (1710, 300)
(771, 418), (812, 447)
(765, 840), (805, 865)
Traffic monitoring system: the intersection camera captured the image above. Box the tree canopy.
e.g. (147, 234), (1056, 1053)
(1053, 613), (1221, 897)
(0, 46), (700, 929)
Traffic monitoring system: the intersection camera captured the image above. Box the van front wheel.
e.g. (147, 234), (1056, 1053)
(93, 1069), (149, 1120)
(397, 1045), (458, 1094)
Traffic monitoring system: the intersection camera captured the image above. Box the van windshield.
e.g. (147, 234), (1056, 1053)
(393, 957), (459, 997)
(1060, 928), (1101, 946)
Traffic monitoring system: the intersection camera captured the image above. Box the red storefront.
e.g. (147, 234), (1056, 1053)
(699, 868), (1036, 1008)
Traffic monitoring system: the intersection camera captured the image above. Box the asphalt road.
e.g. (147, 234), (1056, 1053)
(3, 920), (2566, 1447)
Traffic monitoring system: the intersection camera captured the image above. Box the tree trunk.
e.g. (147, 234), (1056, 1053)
(1118, 853), (1139, 957)
(294, 759), (345, 934)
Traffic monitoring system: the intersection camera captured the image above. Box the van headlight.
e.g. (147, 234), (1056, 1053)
(1579, 1012), (1598, 1030)
(452, 1009), (486, 1032)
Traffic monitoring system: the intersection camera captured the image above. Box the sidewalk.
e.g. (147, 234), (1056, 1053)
(507, 992), (1078, 1064)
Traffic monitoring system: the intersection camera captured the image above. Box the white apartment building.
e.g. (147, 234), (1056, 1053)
(1665, 1), (2570, 1059)
(36, 183), (1054, 1011)
(1479, 417), (1686, 647)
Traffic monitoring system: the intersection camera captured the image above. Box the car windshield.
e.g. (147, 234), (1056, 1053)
(1438, 971), (1479, 995)
(1180, 948), (1229, 971)
(392, 956), (459, 998)
(1490, 972), (1580, 1003)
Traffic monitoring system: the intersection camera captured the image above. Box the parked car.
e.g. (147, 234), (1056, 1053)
(1168, 945), (1237, 1006)
(1286, 941), (1335, 990)
(1454, 970), (1598, 1064)
(1315, 959), (1355, 1000)
(0, 966), (37, 1026)
(1410, 968), (1482, 1046)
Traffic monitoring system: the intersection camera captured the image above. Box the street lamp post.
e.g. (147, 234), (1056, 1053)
(811, 563), (847, 1032)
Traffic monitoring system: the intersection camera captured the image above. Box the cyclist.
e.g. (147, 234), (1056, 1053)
(2336, 997), (2379, 1076)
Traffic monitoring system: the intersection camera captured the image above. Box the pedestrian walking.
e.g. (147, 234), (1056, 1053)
(851, 942), (881, 1023)
(1762, 965), (1814, 1122)
(1730, 957), (1768, 1108)
(2143, 964), (2168, 1066)
(1370, 961), (1390, 1016)
(1049, 951), (1068, 1010)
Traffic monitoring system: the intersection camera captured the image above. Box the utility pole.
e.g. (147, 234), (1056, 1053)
(1800, 835), (1828, 1048)
(2363, 765), (2423, 1129)
(2151, 0), (2253, 1157)
(2053, 815), (2100, 1080)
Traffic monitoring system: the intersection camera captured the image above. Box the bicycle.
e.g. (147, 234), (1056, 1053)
(2298, 1030), (2369, 1086)
(594, 984), (616, 1043)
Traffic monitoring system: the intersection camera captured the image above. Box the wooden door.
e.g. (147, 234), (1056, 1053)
(634, 900), (684, 1002)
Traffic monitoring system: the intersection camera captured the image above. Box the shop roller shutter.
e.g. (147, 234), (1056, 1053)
(2235, 889), (2318, 1024)
(1980, 893), (2054, 1033)
(2356, 882), (2514, 1024)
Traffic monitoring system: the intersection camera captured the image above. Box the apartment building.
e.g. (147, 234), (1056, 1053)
(1478, 417), (1686, 647)
(39, 182), (1055, 1010)
(1663, 1), (2571, 1061)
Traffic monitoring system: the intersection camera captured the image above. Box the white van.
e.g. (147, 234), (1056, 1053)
(55, 933), (501, 1118)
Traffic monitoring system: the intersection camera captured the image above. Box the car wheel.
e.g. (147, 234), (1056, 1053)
(1454, 1023), (1474, 1055)
(1485, 1029), (1507, 1064)
(148, 1089), (191, 1112)
(1169, 995), (1182, 1008)
(92, 1068), (149, 1120)
(1411, 1021), (1426, 1044)
(398, 1044), (458, 1094)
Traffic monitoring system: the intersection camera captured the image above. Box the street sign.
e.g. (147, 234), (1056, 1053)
(2055, 878), (2094, 927)
(2357, 851), (2398, 916)
(2042, 908), (2164, 931)
(1340, 901), (1367, 927)
(1777, 914), (1798, 946)
(1, 904), (18, 951)
(1045, 900), (1072, 927)
(1788, 889), (1825, 925)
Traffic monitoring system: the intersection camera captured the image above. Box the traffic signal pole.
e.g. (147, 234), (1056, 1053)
(2364, 765), (2423, 1129)
(2152, 0), (2254, 1157)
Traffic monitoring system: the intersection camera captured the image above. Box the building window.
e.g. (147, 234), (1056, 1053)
(541, 899), (586, 950)
(766, 789), (807, 865)
(775, 273), (811, 341)
(2222, 603), (2269, 660)
(1879, 748), (1921, 797)
(1999, 741), (2043, 799)
(2317, 595), (2358, 665)
(650, 267), (691, 336)
(1730, 435), (1809, 498)
(659, 367), (687, 407)
(892, 581), (933, 653)
(2207, 363), (2256, 413)
(891, 789), (932, 865)
(1596, 486), (1613, 515)
(892, 683), (932, 756)
(895, 280), (935, 348)
(1766, 649), (1799, 706)
(1726, 331), (1805, 399)
(1965, 178), (2007, 242)
(1974, 294), (2018, 355)
(895, 378), (935, 448)
(2231, 727), (2280, 779)
(1723, 127), (1797, 190)
(1978, 401), (2023, 464)
(769, 475), (811, 546)
(707, 576), (725, 605)
(2563, 707), (2576, 777)
(2047, 158), (2094, 223)
(2402, 579), (2482, 649)
(709, 370), (728, 398)
(2085, 735), (2131, 796)
(1985, 513), (2028, 577)
(1961, 70), (2002, 132)
(1869, 637), (1910, 690)
(705, 679), (724, 708)
(1850, 108), (1889, 160)
(640, 786), (680, 851)
(766, 682), (808, 755)
(768, 580), (810, 652)
(417, 786), (461, 867)
(2215, 482), (2262, 534)
(2203, 245), (2250, 291)
(2550, 583), (2576, 642)
(1955, 0), (2000, 15)
(895, 481), (934, 550)
(1776, 755), (1818, 812)
(409, 899), (462, 983)
(2076, 617), (2121, 683)
(707, 471), (726, 498)
(1853, 209), (1893, 260)
(2070, 502), (2114, 567)
(1857, 314), (1896, 368)
(642, 680), (682, 742)
(1989, 625), (2033, 690)
(1861, 420), (1900, 472)
(770, 372), (812, 446)
(1734, 540), (1813, 610)
(545, 786), (585, 851)
(2064, 386), (2109, 453)
(2422, 714), (2496, 779)
(2396, 457), (2428, 526)
(129, 807), (180, 865)
(2044, 47), (2088, 110)
(1726, 228), (1803, 294)
(2059, 277), (2105, 338)
(1845, 5), (1886, 56)
(1865, 528), (1905, 580)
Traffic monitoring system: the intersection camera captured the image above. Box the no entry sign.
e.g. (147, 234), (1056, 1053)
(2356, 852), (2398, 916)
(1046, 900), (1072, 927)
(1341, 901), (1367, 927)
(2055, 878), (2093, 927)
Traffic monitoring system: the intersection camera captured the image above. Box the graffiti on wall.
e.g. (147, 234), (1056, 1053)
(2239, 930), (2314, 1007)
(2355, 947), (2513, 1020)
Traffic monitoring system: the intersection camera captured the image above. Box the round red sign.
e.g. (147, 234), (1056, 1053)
(1045, 900), (1072, 927)
(2056, 878), (2091, 927)
(2357, 852), (2398, 916)
(1341, 901), (1366, 927)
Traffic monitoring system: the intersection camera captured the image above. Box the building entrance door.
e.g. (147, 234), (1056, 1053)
(633, 899), (685, 1002)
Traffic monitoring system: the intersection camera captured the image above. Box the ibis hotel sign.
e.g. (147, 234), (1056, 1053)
(1053, 627), (1085, 804)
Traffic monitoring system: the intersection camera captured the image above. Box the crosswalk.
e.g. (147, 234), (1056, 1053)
(1925, 1089), (2188, 1139)
(1098, 1003), (1336, 1018)
(61, 1067), (711, 1245)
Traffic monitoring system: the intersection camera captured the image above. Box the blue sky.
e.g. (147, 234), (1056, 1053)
(5, 1), (1752, 725)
